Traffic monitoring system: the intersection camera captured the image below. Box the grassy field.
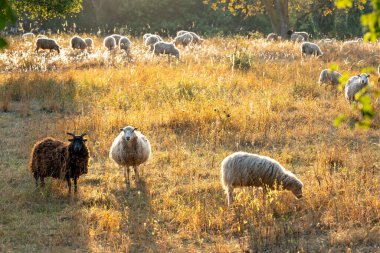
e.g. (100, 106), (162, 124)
(0, 35), (380, 252)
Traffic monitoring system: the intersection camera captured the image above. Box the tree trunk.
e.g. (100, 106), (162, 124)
(263, 0), (289, 38)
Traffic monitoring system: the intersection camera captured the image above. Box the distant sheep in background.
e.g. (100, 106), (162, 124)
(153, 41), (180, 60)
(287, 30), (309, 41)
(344, 73), (370, 103)
(173, 32), (193, 47)
(29, 133), (89, 194)
(291, 34), (305, 43)
(221, 152), (303, 206)
(144, 35), (162, 51)
(84, 38), (93, 48)
(319, 69), (342, 86)
(266, 33), (281, 41)
(22, 32), (35, 40)
(109, 126), (151, 187)
(111, 34), (122, 45)
(143, 33), (153, 41)
(70, 36), (87, 51)
(35, 38), (60, 54)
(176, 30), (204, 44)
(301, 42), (323, 57)
(119, 36), (132, 52)
(104, 36), (116, 51)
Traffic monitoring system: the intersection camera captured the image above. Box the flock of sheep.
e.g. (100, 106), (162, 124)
(25, 30), (205, 60)
(26, 28), (377, 206)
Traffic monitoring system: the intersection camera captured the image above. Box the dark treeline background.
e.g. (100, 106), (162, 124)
(17, 0), (371, 39)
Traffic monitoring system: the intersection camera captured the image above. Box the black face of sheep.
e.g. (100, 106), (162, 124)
(67, 133), (87, 153)
(120, 127), (137, 141)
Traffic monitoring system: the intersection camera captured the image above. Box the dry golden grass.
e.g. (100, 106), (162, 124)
(0, 35), (379, 252)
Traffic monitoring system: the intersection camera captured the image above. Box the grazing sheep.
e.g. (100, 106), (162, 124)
(22, 32), (35, 40)
(173, 32), (193, 47)
(37, 34), (47, 39)
(29, 133), (89, 193)
(221, 152), (303, 206)
(145, 35), (162, 51)
(287, 30), (309, 41)
(301, 42), (323, 57)
(104, 36), (116, 50)
(111, 34), (122, 45)
(84, 38), (93, 48)
(35, 38), (60, 54)
(176, 30), (188, 37)
(70, 36), (87, 51)
(266, 33), (280, 41)
(153, 41), (180, 60)
(143, 33), (153, 41)
(119, 36), (132, 52)
(109, 126), (151, 187)
(176, 30), (204, 44)
(290, 33), (305, 43)
(318, 69), (342, 86)
(344, 73), (370, 103)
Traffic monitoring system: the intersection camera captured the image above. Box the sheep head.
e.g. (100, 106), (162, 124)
(120, 126), (137, 142)
(67, 133), (87, 153)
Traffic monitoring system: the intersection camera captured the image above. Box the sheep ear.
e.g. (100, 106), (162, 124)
(81, 133), (87, 137)
(134, 127), (138, 131)
(67, 132), (75, 137)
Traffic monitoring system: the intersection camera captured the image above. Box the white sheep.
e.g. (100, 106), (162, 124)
(291, 33), (305, 43)
(35, 38), (60, 54)
(344, 73), (370, 103)
(318, 69), (342, 86)
(70, 36), (87, 51)
(176, 30), (187, 37)
(104, 36), (116, 51)
(266, 33), (280, 41)
(176, 30), (204, 44)
(153, 41), (180, 60)
(109, 126), (151, 186)
(119, 36), (132, 52)
(143, 33), (153, 41)
(287, 30), (309, 41)
(301, 42), (323, 57)
(22, 32), (35, 40)
(341, 39), (364, 51)
(145, 35), (162, 51)
(84, 38), (93, 48)
(221, 152), (303, 206)
(173, 32), (193, 47)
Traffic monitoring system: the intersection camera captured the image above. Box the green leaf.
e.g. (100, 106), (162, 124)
(335, 0), (353, 9)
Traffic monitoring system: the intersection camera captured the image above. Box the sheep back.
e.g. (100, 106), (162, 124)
(35, 38), (60, 53)
(104, 36), (116, 50)
(153, 42), (180, 59)
(301, 42), (323, 56)
(319, 69), (342, 86)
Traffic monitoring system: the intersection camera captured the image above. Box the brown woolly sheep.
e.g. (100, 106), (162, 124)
(29, 133), (89, 193)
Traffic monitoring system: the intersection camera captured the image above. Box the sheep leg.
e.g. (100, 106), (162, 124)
(124, 166), (130, 186)
(133, 165), (139, 184)
(74, 176), (78, 193)
(34, 172), (39, 188)
(67, 177), (72, 194)
(227, 187), (233, 206)
(40, 177), (45, 187)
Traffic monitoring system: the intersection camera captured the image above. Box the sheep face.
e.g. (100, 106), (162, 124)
(121, 126), (137, 142)
(357, 74), (370, 85)
(67, 133), (87, 153)
(290, 183), (303, 199)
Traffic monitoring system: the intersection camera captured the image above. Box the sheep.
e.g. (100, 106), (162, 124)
(70, 36), (87, 51)
(176, 30), (204, 44)
(176, 30), (188, 37)
(143, 33), (153, 41)
(301, 42), (323, 57)
(84, 38), (93, 48)
(221, 152), (303, 206)
(318, 69), (342, 86)
(119, 36), (132, 52)
(104, 36), (116, 50)
(144, 35), (162, 51)
(29, 133), (89, 194)
(290, 33), (305, 43)
(344, 73), (370, 103)
(22, 32), (35, 40)
(37, 34), (47, 39)
(35, 38), (60, 54)
(111, 34), (122, 45)
(341, 39), (364, 51)
(287, 30), (309, 41)
(266, 33), (280, 41)
(109, 126), (151, 187)
(153, 41), (180, 60)
(173, 32), (193, 47)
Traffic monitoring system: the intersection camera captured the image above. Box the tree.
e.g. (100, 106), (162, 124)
(0, 0), (16, 47)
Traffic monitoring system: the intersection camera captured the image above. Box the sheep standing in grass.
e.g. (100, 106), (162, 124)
(176, 30), (204, 44)
(290, 34), (305, 43)
(109, 126), (151, 187)
(153, 41), (180, 60)
(287, 30), (309, 41)
(22, 32), (35, 40)
(119, 36), (132, 52)
(173, 32), (193, 47)
(84, 38), (93, 49)
(70, 36), (87, 51)
(301, 42), (323, 57)
(111, 34), (122, 45)
(143, 33), (153, 41)
(29, 133), (89, 194)
(319, 69), (342, 86)
(104, 36), (116, 50)
(145, 35), (162, 51)
(344, 73), (370, 103)
(35, 38), (60, 54)
(266, 33), (280, 41)
(221, 152), (303, 206)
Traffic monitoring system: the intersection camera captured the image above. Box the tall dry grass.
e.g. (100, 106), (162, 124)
(0, 35), (379, 252)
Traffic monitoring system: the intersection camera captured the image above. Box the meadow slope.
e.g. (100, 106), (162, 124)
(0, 36), (380, 252)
